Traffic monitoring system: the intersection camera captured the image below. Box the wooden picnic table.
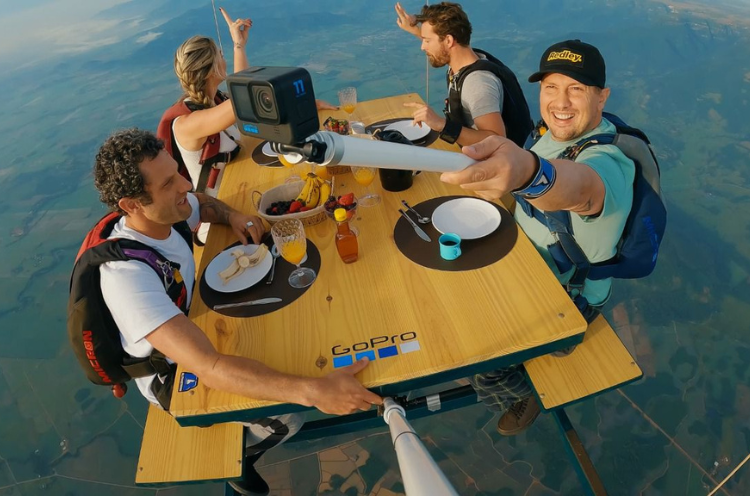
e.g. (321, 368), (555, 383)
(169, 93), (587, 427)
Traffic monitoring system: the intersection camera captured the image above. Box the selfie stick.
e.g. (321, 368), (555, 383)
(272, 131), (475, 173)
(382, 398), (459, 496)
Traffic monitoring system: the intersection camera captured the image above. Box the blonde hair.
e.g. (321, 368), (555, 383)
(174, 36), (223, 108)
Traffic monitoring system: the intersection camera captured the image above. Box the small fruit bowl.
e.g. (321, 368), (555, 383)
(323, 117), (350, 135)
(324, 192), (358, 221)
(252, 179), (333, 227)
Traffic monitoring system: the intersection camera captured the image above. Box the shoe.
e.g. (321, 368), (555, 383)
(497, 396), (542, 436)
(228, 452), (269, 496)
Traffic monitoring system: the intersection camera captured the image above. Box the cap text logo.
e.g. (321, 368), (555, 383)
(547, 50), (583, 63)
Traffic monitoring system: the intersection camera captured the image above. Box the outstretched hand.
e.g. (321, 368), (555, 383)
(316, 99), (339, 111)
(312, 358), (383, 415)
(440, 135), (536, 200)
(395, 2), (420, 37)
(219, 7), (252, 48)
(403, 102), (445, 132)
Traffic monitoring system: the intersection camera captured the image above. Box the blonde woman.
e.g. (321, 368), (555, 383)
(157, 8), (335, 243)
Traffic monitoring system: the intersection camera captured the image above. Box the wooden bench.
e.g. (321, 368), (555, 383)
(525, 314), (642, 410)
(136, 404), (244, 486)
(524, 314), (642, 495)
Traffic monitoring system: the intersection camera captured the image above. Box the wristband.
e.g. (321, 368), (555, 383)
(512, 151), (556, 199)
(439, 118), (462, 144)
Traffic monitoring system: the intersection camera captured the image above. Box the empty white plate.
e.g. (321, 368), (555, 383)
(262, 142), (278, 157)
(431, 198), (501, 240)
(384, 119), (431, 142)
(205, 244), (273, 293)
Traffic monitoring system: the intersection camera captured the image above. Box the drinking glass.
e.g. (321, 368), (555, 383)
(350, 166), (381, 207)
(338, 87), (357, 116)
(278, 152), (304, 183)
(271, 219), (316, 288)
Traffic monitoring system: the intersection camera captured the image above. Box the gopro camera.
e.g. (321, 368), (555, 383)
(227, 67), (319, 144)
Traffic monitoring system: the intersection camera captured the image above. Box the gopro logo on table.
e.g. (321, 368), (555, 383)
(331, 332), (420, 368)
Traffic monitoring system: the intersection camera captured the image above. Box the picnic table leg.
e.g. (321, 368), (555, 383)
(552, 408), (608, 496)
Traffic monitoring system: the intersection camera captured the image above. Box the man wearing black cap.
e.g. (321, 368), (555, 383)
(442, 40), (635, 435)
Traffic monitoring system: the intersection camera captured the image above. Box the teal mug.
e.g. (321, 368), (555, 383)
(438, 233), (462, 260)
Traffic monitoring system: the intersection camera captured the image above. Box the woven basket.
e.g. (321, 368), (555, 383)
(252, 179), (333, 227)
(326, 165), (351, 175)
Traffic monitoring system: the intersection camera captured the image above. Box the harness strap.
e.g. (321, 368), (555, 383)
(195, 144), (241, 192)
(244, 418), (290, 456)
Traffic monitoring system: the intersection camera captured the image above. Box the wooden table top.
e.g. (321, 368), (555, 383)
(170, 93), (587, 426)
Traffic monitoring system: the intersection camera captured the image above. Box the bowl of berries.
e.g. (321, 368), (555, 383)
(323, 192), (358, 222)
(252, 174), (333, 227)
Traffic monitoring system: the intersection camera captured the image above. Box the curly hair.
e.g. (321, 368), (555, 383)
(415, 2), (472, 46)
(174, 36), (223, 108)
(93, 128), (164, 214)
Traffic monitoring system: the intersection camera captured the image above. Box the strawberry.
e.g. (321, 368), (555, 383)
(339, 193), (355, 206)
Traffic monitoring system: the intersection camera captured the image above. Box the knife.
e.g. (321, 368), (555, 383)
(398, 209), (432, 242)
(213, 297), (282, 310)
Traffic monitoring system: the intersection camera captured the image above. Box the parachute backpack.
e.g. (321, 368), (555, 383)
(67, 212), (192, 404)
(516, 112), (667, 313)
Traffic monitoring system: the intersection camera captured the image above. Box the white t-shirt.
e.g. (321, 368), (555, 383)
(99, 194), (201, 406)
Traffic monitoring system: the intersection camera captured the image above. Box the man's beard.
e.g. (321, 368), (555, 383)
(427, 49), (449, 68)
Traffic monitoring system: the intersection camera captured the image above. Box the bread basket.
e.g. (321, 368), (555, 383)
(252, 179), (333, 227)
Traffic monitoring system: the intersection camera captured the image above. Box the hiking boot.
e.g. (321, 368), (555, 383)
(228, 451), (269, 496)
(497, 396), (542, 436)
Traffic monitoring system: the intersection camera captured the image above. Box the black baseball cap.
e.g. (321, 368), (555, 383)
(528, 39), (606, 88)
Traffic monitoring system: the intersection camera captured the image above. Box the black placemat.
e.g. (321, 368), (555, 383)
(251, 141), (282, 167)
(394, 196), (517, 271)
(366, 118), (439, 148)
(200, 236), (321, 317)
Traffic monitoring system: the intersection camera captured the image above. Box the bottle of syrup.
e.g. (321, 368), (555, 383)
(334, 208), (358, 263)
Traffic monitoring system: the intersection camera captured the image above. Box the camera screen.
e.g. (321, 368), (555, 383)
(229, 83), (257, 122)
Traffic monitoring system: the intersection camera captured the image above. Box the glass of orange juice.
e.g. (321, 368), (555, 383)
(338, 87), (357, 116)
(350, 166), (381, 207)
(271, 219), (316, 288)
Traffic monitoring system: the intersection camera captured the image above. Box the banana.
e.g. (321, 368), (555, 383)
(295, 176), (313, 203)
(305, 177), (321, 207)
(219, 245), (269, 284)
(318, 181), (331, 207)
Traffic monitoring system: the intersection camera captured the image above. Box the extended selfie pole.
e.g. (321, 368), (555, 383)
(273, 131), (476, 173)
(382, 397), (459, 496)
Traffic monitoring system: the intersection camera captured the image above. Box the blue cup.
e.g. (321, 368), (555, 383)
(438, 233), (462, 260)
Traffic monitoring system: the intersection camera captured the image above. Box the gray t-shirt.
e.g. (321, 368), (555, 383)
(455, 64), (505, 129)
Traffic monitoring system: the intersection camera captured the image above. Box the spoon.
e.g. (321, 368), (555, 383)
(401, 200), (430, 224)
(266, 244), (280, 285)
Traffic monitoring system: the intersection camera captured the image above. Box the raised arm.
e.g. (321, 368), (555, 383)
(395, 2), (421, 38)
(146, 314), (382, 415)
(220, 7), (251, 73)
(441, 135), (605, 215)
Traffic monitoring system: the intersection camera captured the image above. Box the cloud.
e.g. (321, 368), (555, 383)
(136, 32), (163, 44)
(0, 0), (135, 65)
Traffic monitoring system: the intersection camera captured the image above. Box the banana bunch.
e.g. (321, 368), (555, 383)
(295, 173), (331, 208)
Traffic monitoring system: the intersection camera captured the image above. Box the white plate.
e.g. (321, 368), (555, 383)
(262, 142), (278, 157)
(384, 119), (431, 142)
(204, 244), (273, 293)
(431, 198), (501, 240)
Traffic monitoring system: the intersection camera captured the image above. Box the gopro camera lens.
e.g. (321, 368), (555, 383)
(251, 85), (278, 121)
(259, 90), (274, 112)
